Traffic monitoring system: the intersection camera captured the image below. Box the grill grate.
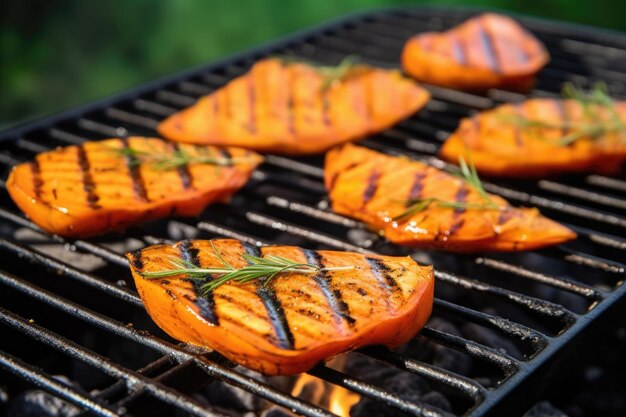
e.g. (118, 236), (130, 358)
(1, 7), (626, 417)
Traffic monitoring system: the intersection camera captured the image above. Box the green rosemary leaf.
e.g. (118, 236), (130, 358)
(500, 82), (626, 146)
(392, 157), (500, 222)
(109, 142), (246, 171)
(140, 241), (355, 293)
(317, 56), (361, 91)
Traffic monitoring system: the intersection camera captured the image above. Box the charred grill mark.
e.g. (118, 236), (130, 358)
(30, 159), (44, 200)
(328, 160), (362, 190)
(286, 66), (297, 136)
(451, 34), (466, 65)
(172, 143), (192, 189)
(365, 257), (400, 296)
(477, 20), (500, 73)
(256, 286), (295, 349)
(247, 75), (257, 134)
(76, 145), (100, 209)
(453, 186), (469, 214)
(554, 100), (570, 137)
(449, 218), (465, 235)
(362, 169), (381, 206)
(408, 171), (427, 200)
(128, 250), (145, 272)
(241, 242), (262, 258)
(120, 139), (149, 202)
(165, 289), (176, 300)
(179, 240), (219, 325)
(497, 208), (518, 225)
(302, 249), (356, 326)
(321, 96), (332, 127)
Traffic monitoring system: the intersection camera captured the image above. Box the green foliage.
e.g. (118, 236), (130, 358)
(1, 0), (624, 130)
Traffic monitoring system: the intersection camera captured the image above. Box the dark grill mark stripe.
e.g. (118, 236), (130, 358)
(128, 249), (145, 272)
(365, 257), (401, 296)
(362, 169), (381, 206)
(245, 242), (294, 349)
(448, 185), (469, 236)
(554, 100), (570, 137)
(256, 286), (295, 350)
(408, 171), (427, 200)
(328, 160), (363, 191)
(172, 143), (192, 189)
(451, 34), (466, 65)
(179, 240), (219, 325)
(286, 65), (297, 136)
(498, 208), (518, 226)
(321, 96), (332, 127)
(30, 159), (44, 200)
(453, 186), (469, 214)
(247, 75), (257, 134)
(120, 139), (149, 202)
(301, 249), (355, 326)
(477, 20), (500, 73)
(76, 145), (101, 209)
(241, 242), (261, 258)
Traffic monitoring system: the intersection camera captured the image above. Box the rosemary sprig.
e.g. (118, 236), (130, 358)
(392, 156), (500, 222)
(112, 145), (244, 170)
(141, 241), (354, 293)
(499, 82), (626, 146)
(317, 56), (361, 91)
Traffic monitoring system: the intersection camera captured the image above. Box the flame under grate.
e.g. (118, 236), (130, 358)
(1, 7), (626, 417)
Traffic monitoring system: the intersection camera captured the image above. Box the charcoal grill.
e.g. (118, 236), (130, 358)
(1, 7), (626, 417)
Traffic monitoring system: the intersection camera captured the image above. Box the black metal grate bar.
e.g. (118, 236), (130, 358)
(0, 308), (230, 417)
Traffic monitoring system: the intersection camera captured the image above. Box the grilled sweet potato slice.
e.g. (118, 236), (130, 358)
(6, 137), (262, 237)
(127, 239), (434, 375)
(402, 13), (549, 92)
(441, 98), (626, 177)
(158, 58), (430, 154)
(325, 144), (575, 252)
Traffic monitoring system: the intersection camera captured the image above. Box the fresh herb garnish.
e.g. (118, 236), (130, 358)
(316, 56), (361, 91)
(393, 157), (500, 222)
(500, 82), (626, 146)
(274, 55), (362, 92)
(141, 241), (355, 293)
(112, 144), (247, 170)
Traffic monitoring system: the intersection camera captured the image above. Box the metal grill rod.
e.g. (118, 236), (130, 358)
(0, 270), (336, 417)
(0, 308), (230, 417)
(0, 349), (122, 417)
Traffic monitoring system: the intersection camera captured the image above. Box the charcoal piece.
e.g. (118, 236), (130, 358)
(7, 376), (80, 417)
(420, 391), (452, 412)
(524, 401), (570, 417)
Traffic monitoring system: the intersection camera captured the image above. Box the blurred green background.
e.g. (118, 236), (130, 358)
(1, 0), (623, 131)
